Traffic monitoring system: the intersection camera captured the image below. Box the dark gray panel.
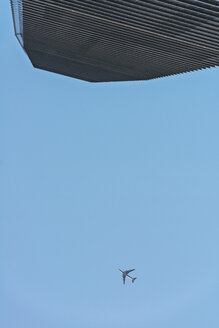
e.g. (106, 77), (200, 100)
(10, 0), (219, 82)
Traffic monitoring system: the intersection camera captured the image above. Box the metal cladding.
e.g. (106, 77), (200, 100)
(10, 0), (219, 82)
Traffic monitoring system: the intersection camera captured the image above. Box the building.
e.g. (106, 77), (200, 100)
(10, 0), (219, 82)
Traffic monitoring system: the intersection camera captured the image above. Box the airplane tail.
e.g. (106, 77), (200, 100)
(132, 278), (137, 283)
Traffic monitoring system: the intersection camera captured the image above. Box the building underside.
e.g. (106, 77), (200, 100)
(10, 0), (219, 82)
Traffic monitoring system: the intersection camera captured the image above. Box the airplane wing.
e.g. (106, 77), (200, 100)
(123, 276), (126, 284)
(126, 269), (135, 274)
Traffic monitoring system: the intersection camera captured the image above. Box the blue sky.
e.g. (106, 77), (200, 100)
(1, 2), (219, 328)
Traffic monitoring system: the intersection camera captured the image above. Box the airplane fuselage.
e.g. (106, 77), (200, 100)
(119, 269), (136, 284)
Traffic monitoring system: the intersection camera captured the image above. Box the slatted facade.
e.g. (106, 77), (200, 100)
(10, 0), (219, 82)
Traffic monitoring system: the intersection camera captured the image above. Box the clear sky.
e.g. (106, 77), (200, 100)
(1, 2), (219, 328)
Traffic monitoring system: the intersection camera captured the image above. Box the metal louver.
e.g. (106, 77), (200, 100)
(10, 0), (219, 82)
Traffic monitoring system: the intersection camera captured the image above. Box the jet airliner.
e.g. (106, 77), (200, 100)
(119, 269), (137, 284)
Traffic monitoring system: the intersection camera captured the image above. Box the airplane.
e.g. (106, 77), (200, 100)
(119, 269), (137, 284)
